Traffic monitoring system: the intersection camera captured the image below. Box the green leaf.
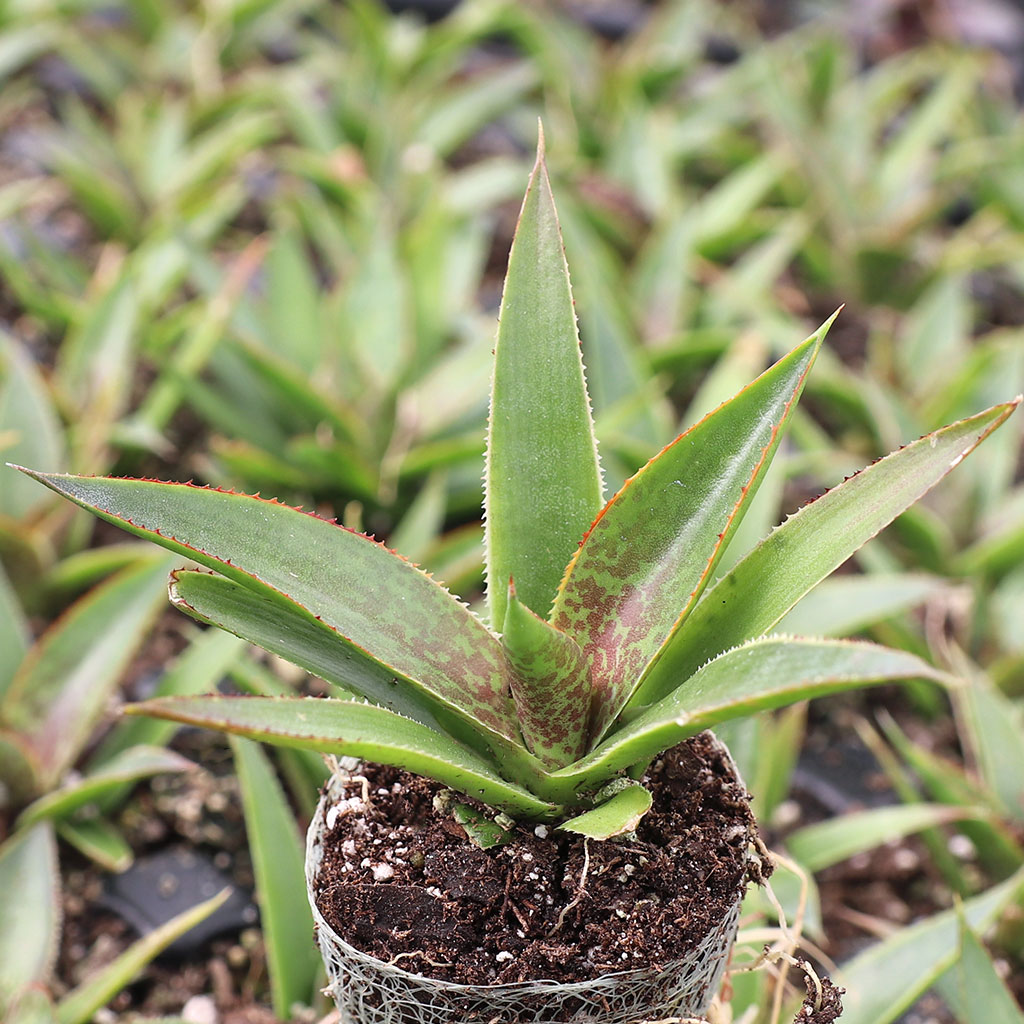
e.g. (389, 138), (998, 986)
(634, 399), (1021, 706)
(93, 628), (246, 770)
(552, 639), (948, 798)
(956, 670), (1024, 822)
(42, 542), (158, 599)
(956, 488), (1024, 576)
(5, 986), (57, 1024)
(938, 915), (1024, 1024)
(552, 317), (833, 739)
(342, 218), (409, 392)
(557, 194), (668, 455)
(414, 64), (538, 157)
(777, 573), (945, 638)
(225, 657), (331, 815)
(126, 696), (558, 820)
(878, 712), (1024, 877)
(56, 888), (231, 1024)
(56, 818), (133, 873)
(837, 868), (1024, 1024)
(0, 730), (40, 807)
(230, 738), (320, 1017)
(897, 274), (971, 399)
(13, 470), (521, 751)
(0, 825), (60, 1012)
(484, 130), (603, 628)
(787, 803), (983, 873)
(0, 560), (29, 698)
(0, 332), (64, 521)
(451, 803), (513, 850)
(559, 784), (653, 839)
(265, 225), (323, 375)
(56, 272), (137, 415)
(0, 554), (176, 793)
(388, 471), (448, 564)
(0, 24), (59, 81)
(55, 271), (138, 464)
(16, 747), (193, 830)
(167, 569), (453, 735)
(501, 581), (591, 768)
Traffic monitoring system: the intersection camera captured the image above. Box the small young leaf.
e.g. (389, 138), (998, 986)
(634, 399), (1020, 706)
(502, 581), (591, 767)
(552, 317), (832, 739)
(485, 129), (603, 629)
(559, 783), (653, 840)
(56, 818), (133, 873)
(451, 803), (513, 850)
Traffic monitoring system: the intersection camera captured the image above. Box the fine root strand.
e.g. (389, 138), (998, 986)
(548, 837), (591, 937)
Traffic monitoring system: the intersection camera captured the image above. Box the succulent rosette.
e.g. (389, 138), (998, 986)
(15, 135), (1018, 840)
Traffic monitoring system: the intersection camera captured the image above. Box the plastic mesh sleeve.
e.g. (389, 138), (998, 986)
(306, 769), (745, 1024)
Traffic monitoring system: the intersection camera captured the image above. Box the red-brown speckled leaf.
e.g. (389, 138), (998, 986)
(501, 581), (591, 768)
(551, 316), (834, 741)
(631, 398), (1021, 707)
(14, 471), (522, 753)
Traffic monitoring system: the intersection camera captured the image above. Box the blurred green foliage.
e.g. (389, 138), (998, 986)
(1, 0), (1023, 1019)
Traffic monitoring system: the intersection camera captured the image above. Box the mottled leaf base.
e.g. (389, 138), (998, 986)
(502, 582), (592, 768)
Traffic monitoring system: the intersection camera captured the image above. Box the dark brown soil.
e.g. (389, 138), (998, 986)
(314, 733), (759, 987)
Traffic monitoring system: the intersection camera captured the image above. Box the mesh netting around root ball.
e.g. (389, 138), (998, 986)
(305, 771), (744, 1024)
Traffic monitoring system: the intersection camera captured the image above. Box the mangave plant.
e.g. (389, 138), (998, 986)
(11, 137), (1020, 839)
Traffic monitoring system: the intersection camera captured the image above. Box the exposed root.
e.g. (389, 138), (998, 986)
(548, 837), (591, 937)
(727, 846), (844, 1024)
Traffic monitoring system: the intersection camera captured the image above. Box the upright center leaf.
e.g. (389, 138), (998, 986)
(484, 129), (603, 630)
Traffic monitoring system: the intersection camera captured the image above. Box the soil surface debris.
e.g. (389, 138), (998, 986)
(315, 733), (757, 986)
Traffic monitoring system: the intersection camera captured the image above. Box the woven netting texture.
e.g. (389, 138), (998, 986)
(306, 773), (743, 1024)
